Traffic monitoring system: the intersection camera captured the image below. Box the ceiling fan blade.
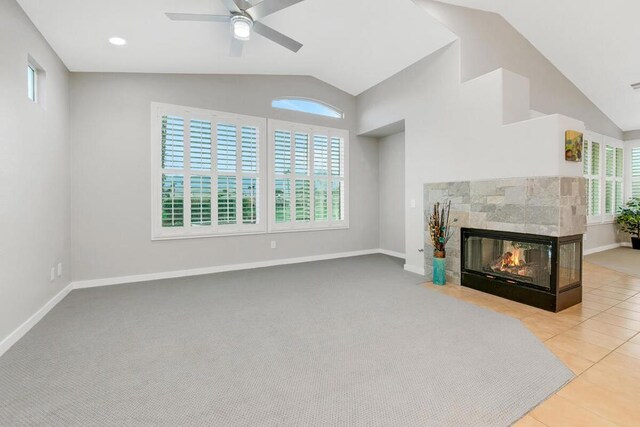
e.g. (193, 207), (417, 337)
(230, 38), (244, 57)
(253, 21), (302, 53)
(165, 13), (230, 22)
(246, 0), (305, 20)
(220, 0), (241, 13)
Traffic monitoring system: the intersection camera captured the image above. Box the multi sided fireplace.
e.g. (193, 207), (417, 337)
(461, 228), (582, 312)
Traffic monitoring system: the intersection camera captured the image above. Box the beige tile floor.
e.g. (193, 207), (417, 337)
(423, 261), (640, 427)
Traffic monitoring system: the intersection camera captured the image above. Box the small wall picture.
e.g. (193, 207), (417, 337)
(565, 130), (583, 162)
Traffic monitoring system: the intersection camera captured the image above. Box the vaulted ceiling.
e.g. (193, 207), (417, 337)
(439, 0), (640, 132)
(19, 0), (638, 131)
(16, 0), (457, 95)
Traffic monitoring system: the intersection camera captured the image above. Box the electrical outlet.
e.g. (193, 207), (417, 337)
(50, 267), (55, 281)
(57, 262), (62, 277)
(410, 199), (416, 208)
(270, 240), (277, 249)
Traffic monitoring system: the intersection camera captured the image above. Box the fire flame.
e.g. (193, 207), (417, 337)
(501, 249), (525, 269)
(512, 250), (524, 266)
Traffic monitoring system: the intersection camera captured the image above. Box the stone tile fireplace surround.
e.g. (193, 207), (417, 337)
(423, 177), (587, 285)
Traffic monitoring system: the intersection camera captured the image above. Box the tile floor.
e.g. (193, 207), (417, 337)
(423, 261), (640, 427)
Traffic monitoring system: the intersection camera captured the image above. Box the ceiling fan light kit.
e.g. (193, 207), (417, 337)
(231, 15), (253, 40)
(166, 0), (304, 54)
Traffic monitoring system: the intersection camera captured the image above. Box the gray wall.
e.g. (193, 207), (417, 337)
(357, 35), (586, 273)
(70, 73), (379, 281)
(624, 130), (640, 141)
(0, 0), (70, 343)
(355, 0), (625, 271)
(418, 0), (623, 139)
(585, 223), (623, 252)
(378, 132), (405, 255)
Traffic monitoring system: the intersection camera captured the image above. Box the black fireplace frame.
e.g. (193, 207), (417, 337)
(460, 228), (582, 312)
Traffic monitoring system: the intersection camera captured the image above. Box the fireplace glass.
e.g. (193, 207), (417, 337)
(558, 241), (581, 290)
(464, 235), (552, 290)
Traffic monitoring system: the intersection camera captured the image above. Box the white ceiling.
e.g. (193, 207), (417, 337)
(439, 0), (640, 132)
(17, 0), (457, 95)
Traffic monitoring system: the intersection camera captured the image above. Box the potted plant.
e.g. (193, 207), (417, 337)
(427, 200), (456, 285)
(616, 197), (640, 250)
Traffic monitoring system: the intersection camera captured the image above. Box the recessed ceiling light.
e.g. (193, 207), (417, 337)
(108, 37), (127, 46)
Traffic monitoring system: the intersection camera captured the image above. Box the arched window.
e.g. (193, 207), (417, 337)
(271, 97), (343, 119)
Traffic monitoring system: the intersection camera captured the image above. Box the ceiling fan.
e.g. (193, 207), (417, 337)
(166, 0), (305, 56)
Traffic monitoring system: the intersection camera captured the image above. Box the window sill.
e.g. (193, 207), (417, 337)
(268, 225), (349, 234)
(587, 220), (616, 227)
(151, 225), (349, 241)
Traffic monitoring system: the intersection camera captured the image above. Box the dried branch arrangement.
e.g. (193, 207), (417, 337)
(427, 200), (456, 256)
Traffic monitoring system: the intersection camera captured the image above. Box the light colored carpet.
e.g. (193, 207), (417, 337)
(0, 255), (572, 426)
(585, 247), (640, 277)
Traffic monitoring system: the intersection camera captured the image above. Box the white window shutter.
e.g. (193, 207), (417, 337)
(632, 147), (640, 198)
(152, 103), (266, 239)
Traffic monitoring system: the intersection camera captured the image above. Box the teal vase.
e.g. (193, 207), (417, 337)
(433, 256), (446, 285)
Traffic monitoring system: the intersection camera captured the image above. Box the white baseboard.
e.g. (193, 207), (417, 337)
(404, 263), (425, 276)
(0, 282), (73, 358)
(584, 243), (623, 255)
(621, 242), (632, 248)
(378, 249), (406, 259)
(72, 249), (387, 289)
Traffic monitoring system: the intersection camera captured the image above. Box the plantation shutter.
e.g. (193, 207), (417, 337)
(268, 119), (348, 231)
(190, 175), (212, 226)
(274, 130), (292, 174)
(582, 140), (589, 175)
(153, 103), (266, 239)
(330, 136), (345, 221)
(314, 179), (328, 221)
(217, 123), (237, 172)
(313, 135), (329, 221)
(313, 135), (328, 176)
(241, 126), (258, 173)
(162, 116), (184, 169)
(190, 120), (212, 170)
(605, 146), (614, 214)
(583, 140), (591, 217)
(241, 126), (260, 224)
(162, 174), (184, 227)
(632, 147), (640, 198)
(295, 179), (311, 221)
(161, 116), (185, 227)
(589, 141), (601, 216)
(275, 179), (291, 222)
(615, 147), (624, 213)
(242, 177), (258, 224)
(274, 129), (293, 224)
(295, 132), (309, 175)
(217, 176), (237, 224)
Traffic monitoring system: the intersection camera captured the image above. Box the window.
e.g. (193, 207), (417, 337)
(604, 145), (624, 216)
(632, 146), (640, 199)
(27, 55), (46, 107)
(151, 103), (266, 239)
(271, 97), (343, 119)
(583, 135), (601, 218)
(584, 132), (625, 222)
(27, 64), (36, 102)
(268, 119), (348, 232)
